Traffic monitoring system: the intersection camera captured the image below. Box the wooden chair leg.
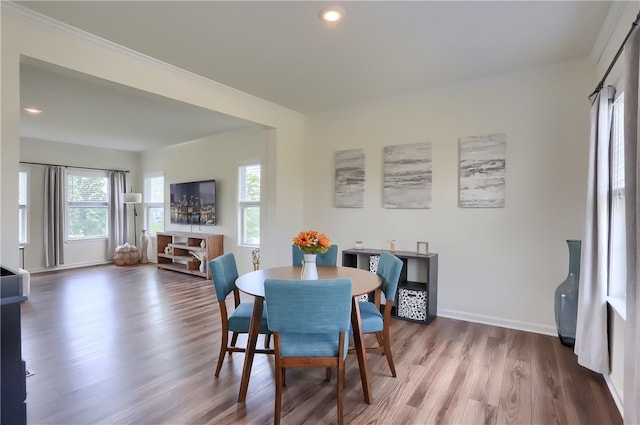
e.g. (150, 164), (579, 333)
(375, 331), (384, 350)
(325, 367), (331, 382)
(274, 365), (283, 425)
(264, 333), (271, 349)
(382, 327), (396, 377)
(215, 331), (229, 377)
(230, 331), (239, 347)
(337, 361), (344, 425)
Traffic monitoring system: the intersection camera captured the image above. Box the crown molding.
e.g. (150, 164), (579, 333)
(1, 1), (295, 114)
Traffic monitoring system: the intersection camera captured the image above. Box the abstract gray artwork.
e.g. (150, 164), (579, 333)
(383, 142), (432, 208)
(335, 149), (365, 208)
(459, 133), (506, 208)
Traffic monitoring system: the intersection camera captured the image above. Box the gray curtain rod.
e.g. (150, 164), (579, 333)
(20, 161), (129, 173)
(589, 9), (640, 99)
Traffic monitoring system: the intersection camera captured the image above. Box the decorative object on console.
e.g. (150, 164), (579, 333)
(384, 142), (432, 208)
(417, 241), (428, 255)
(335, 149), (365, 208)
(191, 250), (207, 274)
(459, 133), (506, 208)
(123, 188), (142, 243)
(139, 230), (149, 264)
(554, 239), (581, 347)
(388, 240), (396, 252)
(354, 240), (364, 249)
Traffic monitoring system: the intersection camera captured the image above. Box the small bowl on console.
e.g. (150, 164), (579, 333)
(354, 240), (364, 250)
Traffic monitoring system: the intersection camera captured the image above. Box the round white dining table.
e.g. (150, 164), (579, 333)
(235, 265), (382, 404)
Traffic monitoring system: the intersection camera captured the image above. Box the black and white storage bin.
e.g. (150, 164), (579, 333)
(396, 286), (428, 321)
(369, 255), (380, 273)
(358, 255), (381, 303)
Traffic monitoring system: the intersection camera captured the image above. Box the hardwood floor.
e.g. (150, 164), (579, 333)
(21, 264), (621, 424)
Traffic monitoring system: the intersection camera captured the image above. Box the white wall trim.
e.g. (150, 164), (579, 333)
(438, 308), (557, 336)
(607, 295), (627, 320)
(604, 372), (624, 417)
(29, 260), (112, 274)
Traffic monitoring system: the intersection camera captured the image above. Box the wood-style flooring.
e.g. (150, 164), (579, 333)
(21, 264), (621, 424)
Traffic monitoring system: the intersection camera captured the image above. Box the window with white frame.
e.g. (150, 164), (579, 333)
(609, 93), (626, 300)
(144, 173), (165, 235)
(66, 170), (109, 239)
(239, 164), (260, 247)
(19, 169), (28, 245)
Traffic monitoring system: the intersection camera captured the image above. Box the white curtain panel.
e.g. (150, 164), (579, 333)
(624, 25), (640, 425)
(44, 165), (65, 267)
(108, 171), (128, 258)
(575, 86), (614, 374)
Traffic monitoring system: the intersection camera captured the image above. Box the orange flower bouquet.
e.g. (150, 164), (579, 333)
(293, 230), (331, 255)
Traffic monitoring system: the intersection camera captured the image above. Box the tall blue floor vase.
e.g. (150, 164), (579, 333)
(554, 240), (582, 347)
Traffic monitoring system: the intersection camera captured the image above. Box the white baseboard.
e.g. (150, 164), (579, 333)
(437, 308), (557, 336)
(603, 373), (624, 417)
(28, 260), (112, 274)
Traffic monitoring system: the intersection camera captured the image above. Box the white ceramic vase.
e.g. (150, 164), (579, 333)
(139, 230), (149, 264)
(301, 254), (318, 280)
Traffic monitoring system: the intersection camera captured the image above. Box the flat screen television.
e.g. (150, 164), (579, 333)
(169, 179), (216, 225)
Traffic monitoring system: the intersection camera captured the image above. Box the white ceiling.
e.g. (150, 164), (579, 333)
(20, 58), (260, 152)
(14, 1), (615, 152)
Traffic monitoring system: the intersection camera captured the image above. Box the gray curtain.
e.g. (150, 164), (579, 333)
(108, 171), (128, 258)
(575, 85), (615, 374)
(44, 166), (65, 267)
(624, 25), (639, 425)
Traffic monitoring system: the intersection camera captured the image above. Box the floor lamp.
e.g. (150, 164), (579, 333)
(123, 190), (142, 244)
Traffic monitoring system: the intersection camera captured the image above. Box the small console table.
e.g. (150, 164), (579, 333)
(342, 248), (438, 324)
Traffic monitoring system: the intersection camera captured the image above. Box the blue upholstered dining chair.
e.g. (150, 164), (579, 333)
(357, 251), (403, 377)
(291, 244), (339, 266)
(208, 253), (272, 377)
(264, 278), (353, 425)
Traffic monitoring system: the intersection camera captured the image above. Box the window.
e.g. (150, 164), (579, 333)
(66, 170), (109, 239)
(609, 93), (626, 300)
(18, 169), (28, 245)
(239, 164), (260, 246)
(144, 173), (165, 235)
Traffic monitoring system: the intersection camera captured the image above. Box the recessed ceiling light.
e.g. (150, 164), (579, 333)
(319, 6), (345, 24)
(23, 107), (43, 115)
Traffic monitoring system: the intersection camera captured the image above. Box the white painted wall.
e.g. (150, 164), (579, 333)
(140, 127), (266, 274)
(19, 138), (139, 272)
(304, 60), (594, 334)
